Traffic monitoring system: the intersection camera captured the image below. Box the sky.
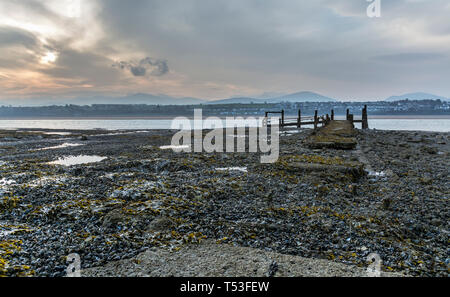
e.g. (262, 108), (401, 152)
(0, 0), (449, 102)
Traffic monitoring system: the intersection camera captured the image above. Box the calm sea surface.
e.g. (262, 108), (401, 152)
(0, 117), (449, 132)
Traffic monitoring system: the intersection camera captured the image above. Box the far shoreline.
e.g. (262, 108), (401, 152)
(0, 114), (449, 120)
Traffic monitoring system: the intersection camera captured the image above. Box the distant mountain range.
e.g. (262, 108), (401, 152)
(385, 92), (449, 102)
(256, 92), (288, 99)
(208, 91), (337, 104)
(1, 91), (448, 106)
(0, 91), (336, 106)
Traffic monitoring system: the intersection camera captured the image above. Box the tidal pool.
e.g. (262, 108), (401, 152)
(368, 171), (386, 177)
(42, 132), (73, 136)
(159, 145), (191, 151)
(36, 143), (83, 151)
(216, 167), (248, 173)
(47, 155), (107, 166)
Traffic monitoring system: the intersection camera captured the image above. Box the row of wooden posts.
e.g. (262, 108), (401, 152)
(348, 105), (369, 129)
(265, 105), (369, 129)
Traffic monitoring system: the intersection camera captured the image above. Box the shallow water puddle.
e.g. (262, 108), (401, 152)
(36, 143), (83, 151)
(17, 130), (71, 136)
(279, 129), (302, 135)
(367, 171), (386, 177)
(47, 155), (107, 166)
(96, 130), (151, 137)
(42, 132), (73, 136)
(216, 167), (248, 173)
(159, 145), (191, 151)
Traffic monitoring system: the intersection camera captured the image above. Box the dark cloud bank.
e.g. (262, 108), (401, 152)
(112, 57), (169, 77)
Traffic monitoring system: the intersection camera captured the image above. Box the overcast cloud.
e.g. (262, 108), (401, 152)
(0, 0), (449, 101)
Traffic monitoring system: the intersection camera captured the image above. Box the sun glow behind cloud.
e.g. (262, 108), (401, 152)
(0, 0), (111, 97)
(0, 0), (102, 48)
(40, 51), (58, 64)
(0, 0), (449, 101)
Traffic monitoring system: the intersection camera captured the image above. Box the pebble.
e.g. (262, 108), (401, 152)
(0, 128), (448, 277)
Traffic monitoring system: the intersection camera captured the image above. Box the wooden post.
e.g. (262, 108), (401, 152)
(314, 110), (318, 129)
(346, 109), (350, 121)
(297, 109), (301, 128)
(362, 105), (369, 129)
(331, 109), (334, 121)
(326, 114), (330, 125)
(281, 110), (285, 127)
(348, 114), (354, 127)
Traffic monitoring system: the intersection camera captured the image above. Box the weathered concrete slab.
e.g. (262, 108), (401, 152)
(305, 120), (357, 150)
(82, 241), (404, 277)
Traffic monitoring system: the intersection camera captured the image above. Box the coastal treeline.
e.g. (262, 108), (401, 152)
(0, 99), (448, 118)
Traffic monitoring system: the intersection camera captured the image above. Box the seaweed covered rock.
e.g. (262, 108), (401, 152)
(146, 216), (175, 233)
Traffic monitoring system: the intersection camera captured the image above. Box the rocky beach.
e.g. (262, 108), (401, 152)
(0, 126), (448, 277)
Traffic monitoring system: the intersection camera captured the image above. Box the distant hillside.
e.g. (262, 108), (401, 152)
(272, 91), (336, 102)
(7, 91), (450, 107)
(385, 92), (449, 102)
(208, 97), (261, 104)
(209, 91), (336, 104)
(256, 92), (288, 99)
